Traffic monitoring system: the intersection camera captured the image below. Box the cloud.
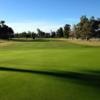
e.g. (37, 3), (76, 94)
(7, 21), (64, 33)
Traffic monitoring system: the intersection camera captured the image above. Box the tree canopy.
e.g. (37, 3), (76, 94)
(0, 21), (14, 39)
(74, 16), (100, 40)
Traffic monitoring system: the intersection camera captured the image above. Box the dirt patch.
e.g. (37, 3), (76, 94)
(0, 40), (14, 47)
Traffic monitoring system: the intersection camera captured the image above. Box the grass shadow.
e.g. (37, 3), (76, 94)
(0, 67), (100, 88)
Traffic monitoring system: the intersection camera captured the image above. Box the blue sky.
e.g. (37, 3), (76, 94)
(0, 0), (100, 32)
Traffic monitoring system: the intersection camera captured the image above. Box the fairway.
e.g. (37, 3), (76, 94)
(0, 39), (100, 100)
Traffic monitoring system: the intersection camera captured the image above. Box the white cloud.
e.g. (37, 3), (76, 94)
(7, 21), (64, 33)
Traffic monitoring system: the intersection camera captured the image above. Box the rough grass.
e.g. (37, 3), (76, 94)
(0, 38), (100, 100)
(65, 39), (100, 46)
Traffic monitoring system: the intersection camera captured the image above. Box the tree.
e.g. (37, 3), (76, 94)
(26, 31), (32, 39)
(56, 27), (64, 38)
(89, 16), (99, 38)
(82, 21), (91, 40)
(79, 16), (90, 39)
(73, 24), (81, 39)
(74, 16), (94, 40)
(37, 28), (45, 38)
(63, 24), (70, 38)
(32, 32), (36, 39)
(51, 31), (56, 38)
(95, 19), (100, 38)
(45, 33), (50, 38)
(0, 21), (14, 39)
(8, 27), (14, 39)
(0, 20), (5, 27)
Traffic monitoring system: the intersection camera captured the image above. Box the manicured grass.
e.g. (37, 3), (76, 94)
(0, 39), (100, 100)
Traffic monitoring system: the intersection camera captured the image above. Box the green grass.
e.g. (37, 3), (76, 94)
(0, 39), (100, 100)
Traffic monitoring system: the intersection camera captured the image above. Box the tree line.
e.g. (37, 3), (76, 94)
(14, 24), (70, 39)
(0, 16), (100, 40)
(14, 16), (100, 40)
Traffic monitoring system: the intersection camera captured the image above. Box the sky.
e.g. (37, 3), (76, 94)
(0, 0), (100, 33)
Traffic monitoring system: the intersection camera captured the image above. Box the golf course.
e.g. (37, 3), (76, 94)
(0, 39), (100, 100)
